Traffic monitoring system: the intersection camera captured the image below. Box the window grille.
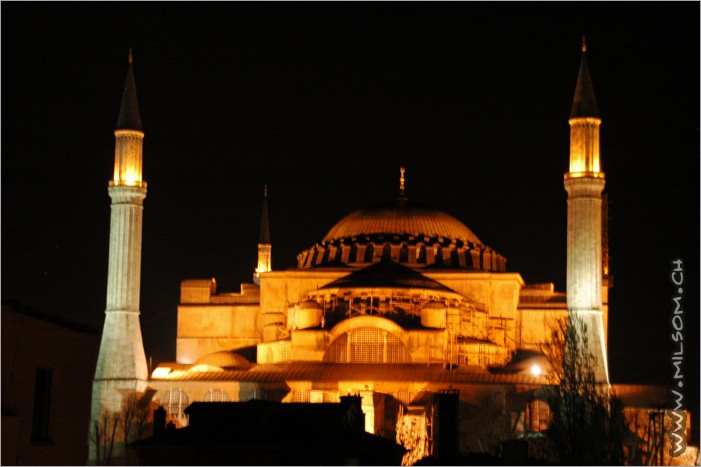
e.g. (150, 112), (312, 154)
(526, 399), (550, 432)
(323, 327), (410, 363)
(351, 328), (383, 362)
(204, 388), (231, 402)
(159, 388), (190, 421)
(291, 389), (310, 402)
(396, 391), (412, 406)
(280, 345), (291, 362)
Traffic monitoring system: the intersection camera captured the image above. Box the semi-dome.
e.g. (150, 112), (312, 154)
(194, 350), (251, 370)
(323, 202), (482, 245)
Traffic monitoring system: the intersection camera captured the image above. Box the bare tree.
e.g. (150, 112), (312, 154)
(459, 397), (514, 457)
(623, 407), (667, 466)
(120, 392), (151, 464)
(541, 315), (626, 465)
(90, 411), (120, 466)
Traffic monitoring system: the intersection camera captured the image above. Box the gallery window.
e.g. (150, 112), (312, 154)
(203, 388), (231, 402)
(159, 388), (190, 421)
(323, 327), (410, 363)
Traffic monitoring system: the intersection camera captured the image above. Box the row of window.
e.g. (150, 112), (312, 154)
(156, 388), (230, 421)
(323, 328), (411, 363)
(298, 243), (504, 271)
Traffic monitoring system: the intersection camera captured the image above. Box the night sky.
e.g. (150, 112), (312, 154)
(2, 2), (699, 412)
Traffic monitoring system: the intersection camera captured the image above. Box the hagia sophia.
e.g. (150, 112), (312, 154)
(87, 42), (684, 465)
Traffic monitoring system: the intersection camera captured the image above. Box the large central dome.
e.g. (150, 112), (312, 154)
(323, 201), (482, 245)
(296, 197), (505, 271)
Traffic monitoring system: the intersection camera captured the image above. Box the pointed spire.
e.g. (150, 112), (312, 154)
(259, 184), (271, 245)
(116, 48), (143, 131)
(570, 36), (600, 119)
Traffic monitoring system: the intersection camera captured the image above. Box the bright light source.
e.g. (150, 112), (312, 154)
(151, 367), (171, 378)
(530, 364), (542, 376)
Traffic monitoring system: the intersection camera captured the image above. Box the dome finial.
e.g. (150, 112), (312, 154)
(128, 48), (133, 64)
(581, 35), (587, 53)
(399, 166), (406, 193)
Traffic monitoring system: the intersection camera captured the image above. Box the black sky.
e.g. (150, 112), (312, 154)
(2, 2), (699, 412)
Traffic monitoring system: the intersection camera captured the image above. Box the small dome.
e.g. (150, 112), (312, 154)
(195, 351), (251, 370)
(299, 299), (322, 310)
(323, 201), (481, 245)
(422, 300), (446, 310)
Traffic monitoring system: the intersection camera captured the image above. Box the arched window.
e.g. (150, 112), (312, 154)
(417, 245), (427, 264)
(364, 244), (375, 262)
(399, 244), (409, 262)
(350, 245), (358, 263)
(323, 328), (411, 363)
(204, 388), (231, 402)
(158, 388), (190, 422)
(434, 247), (444, 266)
(450, 249), (460, 267)
(382, 244), (392, 261)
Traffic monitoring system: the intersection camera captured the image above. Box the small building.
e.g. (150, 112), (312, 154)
(2, 301), (99, 465)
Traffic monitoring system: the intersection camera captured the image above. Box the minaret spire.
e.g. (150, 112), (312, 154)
(564, 40), (609, 383)
(254, 184), (272, 284)
(90, 51), (149, 463)
(570, 36), (599, 120)
(116, 49), (142, 132)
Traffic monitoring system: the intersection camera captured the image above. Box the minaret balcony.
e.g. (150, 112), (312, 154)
(564, 171), (605, 180)
(110, 179), (147, 188)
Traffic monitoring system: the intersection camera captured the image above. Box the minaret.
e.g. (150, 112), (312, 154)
(253, 185), (271, 284)
(89, 50), (148, 462)
(564, 37), (609, 383)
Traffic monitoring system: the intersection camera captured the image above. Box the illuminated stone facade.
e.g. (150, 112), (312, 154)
(145, 50), (612, 460)
(564, 40), (609, 383)
(89, 52), (149, 464)
(91, 46), (624, 463)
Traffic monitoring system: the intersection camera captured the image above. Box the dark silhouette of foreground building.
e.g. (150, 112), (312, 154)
(1, 301), (99, 465)
(128, 395), (406, 465)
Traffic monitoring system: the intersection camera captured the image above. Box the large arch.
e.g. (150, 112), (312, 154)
(323, 316), (411, 363)
(327, 315), (409, 346)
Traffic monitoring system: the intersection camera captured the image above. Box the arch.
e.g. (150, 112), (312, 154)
(417, 245), (427, 264)
(327, 315), (409, 346)
(158, 388), (190, 422)
(323, 327), (411, 363)
(434, 246), (444, 266)
(450, 249), (460, 267)
(364, 244), (374, 262)
(399, 244), (409, 262)
(382, 243), (392, 261)
(350, 244), (358, 263)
